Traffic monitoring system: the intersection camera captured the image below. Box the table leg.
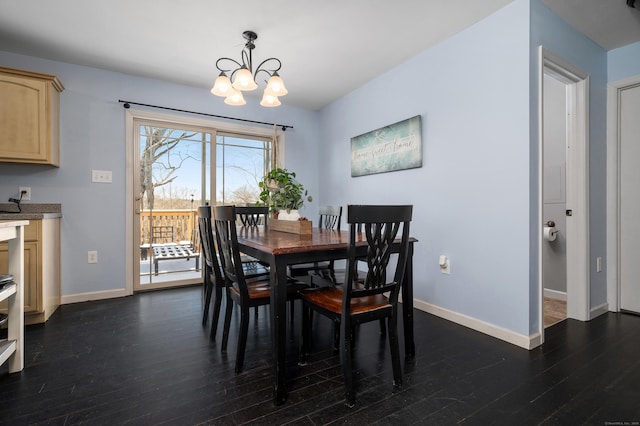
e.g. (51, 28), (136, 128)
(271, 257), (288, 405)
(402, 242), (415, 359)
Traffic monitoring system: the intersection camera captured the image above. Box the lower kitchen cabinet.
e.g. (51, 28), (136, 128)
(0, 218), (60, 324)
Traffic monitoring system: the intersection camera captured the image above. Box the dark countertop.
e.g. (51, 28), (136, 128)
(0, 203), (62, 220)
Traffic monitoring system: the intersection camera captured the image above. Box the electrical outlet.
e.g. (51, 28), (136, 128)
(19, 187), (31, 201)
(88, 251), (98, 264)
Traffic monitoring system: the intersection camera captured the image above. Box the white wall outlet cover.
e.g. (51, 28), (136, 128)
(439, 255), (450, 274)
(19, 187), (31, 201)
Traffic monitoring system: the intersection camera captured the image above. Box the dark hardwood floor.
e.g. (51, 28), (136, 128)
(1, 286), (639, 425)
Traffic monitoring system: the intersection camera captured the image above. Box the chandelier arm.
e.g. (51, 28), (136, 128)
(254, 57), (282, 76)
(241, 49), (252, 72)
(254, 69), (271, 83)
(216, 57), (243, 73)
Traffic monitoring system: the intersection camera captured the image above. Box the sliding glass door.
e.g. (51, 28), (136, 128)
(132, 118), (273, 291)
(135, 123), (210, 289)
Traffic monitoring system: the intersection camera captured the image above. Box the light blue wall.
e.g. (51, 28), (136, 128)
(0, 0), (617, 342)
(0, 51), (320, 297)
(608, 41), (640, 82)
(530, 0), (608, 320)
(320, 0), (533, 336)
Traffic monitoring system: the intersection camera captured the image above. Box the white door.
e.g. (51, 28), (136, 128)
(620, 83), (640, 313)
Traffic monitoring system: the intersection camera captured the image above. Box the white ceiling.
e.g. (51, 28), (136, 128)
(1, 0), (639, 110)
(542, 0), (640, 51)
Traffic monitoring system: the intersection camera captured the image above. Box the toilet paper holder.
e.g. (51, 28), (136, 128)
(543, 220), (558, 241)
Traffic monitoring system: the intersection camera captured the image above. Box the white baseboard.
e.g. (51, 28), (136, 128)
(413, 298), (542, 350)
(61, 288), (129, 305)
(590, 302), (609, 319)
(544, 288), (567, 301)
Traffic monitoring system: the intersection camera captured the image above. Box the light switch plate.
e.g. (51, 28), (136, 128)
(92, 170), (112, 183)
(439, 256), (450, 275)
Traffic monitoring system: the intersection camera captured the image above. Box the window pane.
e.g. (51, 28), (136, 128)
(139, 126), (210, 210)
(216, 135), (270, 205)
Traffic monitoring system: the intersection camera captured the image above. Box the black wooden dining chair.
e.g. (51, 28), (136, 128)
(235, 205), (270, 269)
(198, 205), (268, 341)
(298, 204), (413, 407)
(197, 205), (233, 342)
(235, 205), (269, 226)
(198, 206), (219, 329)
(288, 205), (342, 283)
(213, 205), (308, 373)
(234, 205), (271, 318)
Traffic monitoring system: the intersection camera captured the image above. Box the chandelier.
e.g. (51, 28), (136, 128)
(210, 31), (288, 107)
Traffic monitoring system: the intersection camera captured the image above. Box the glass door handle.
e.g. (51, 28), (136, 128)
(135, 195), (142, 214)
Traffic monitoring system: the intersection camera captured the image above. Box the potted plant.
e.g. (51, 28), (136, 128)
(258, 168), (312, 220)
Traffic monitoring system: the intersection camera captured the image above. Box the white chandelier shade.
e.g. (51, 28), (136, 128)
(260, 93), (281, 107)
(224, 89), (246, 106)
(264, 72), (288, 97)
(210, 72), (233, 97)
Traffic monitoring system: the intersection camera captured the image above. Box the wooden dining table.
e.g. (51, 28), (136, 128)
(236, 225), (417, 405)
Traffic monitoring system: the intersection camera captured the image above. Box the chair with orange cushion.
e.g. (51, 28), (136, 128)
(213, 205), (308, 373)
(198, 205), (268, 341)
(298, 204), (413, 406)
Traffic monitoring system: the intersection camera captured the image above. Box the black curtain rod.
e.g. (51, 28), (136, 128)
(118, 100), (293, 131)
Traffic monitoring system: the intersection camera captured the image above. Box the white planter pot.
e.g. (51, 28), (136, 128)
(277, 209), (300, 221)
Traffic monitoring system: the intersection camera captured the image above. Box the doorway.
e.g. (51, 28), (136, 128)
(542, 73), (568, 328)
(124, 109), (279, 294)
(539, 47), (590, 341)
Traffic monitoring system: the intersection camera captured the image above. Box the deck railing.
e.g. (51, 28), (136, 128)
(139, 209), (199, 246)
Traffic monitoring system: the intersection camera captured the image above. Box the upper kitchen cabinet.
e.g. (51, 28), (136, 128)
(0, 66), (64, 166)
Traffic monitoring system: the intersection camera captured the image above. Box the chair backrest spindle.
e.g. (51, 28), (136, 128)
(318, 205), (342, 230)
(213, 205), (248, 296)
(197, 206), (223, 282)
(235, 206), (269, 227)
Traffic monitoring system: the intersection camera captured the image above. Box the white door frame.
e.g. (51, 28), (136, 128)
(538, 47), (590, 341)
(606, 75), (640, 312)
